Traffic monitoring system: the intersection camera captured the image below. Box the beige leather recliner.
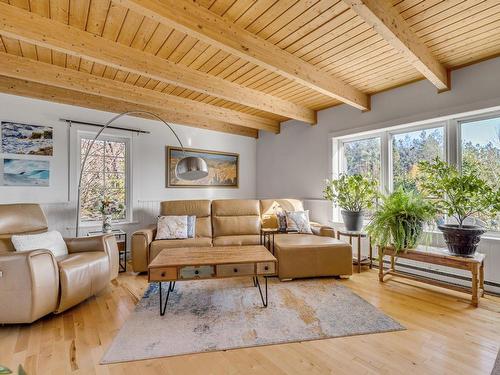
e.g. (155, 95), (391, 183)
(0, 204), (119, 324)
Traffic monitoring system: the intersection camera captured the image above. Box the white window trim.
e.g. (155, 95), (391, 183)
(330, 107), (500, 237)
(69, 124), (134, 228)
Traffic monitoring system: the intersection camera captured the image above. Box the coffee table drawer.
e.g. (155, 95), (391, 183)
(256, 261), (275, 275)
(179, 265), (214, 279)
(217, 263), (254, 277)
(150, 267), (177, 281)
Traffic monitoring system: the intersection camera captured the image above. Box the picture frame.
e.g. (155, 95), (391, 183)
(166, 146), (239, 188)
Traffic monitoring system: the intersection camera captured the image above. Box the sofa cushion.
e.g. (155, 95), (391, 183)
(156, 216), (188, 240)
(260, 199), (304, 229)
(212, 235), (260, 246)
(56, 252), (109, 312)
(285, 210), (312, 233)
(150, 238), (212, 261)
(160, 200), (212, 238)
(212, 199), (260, 237)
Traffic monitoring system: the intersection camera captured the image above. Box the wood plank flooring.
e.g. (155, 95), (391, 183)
(1, 269), (499, 374)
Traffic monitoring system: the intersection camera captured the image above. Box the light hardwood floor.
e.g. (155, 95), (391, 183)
(1, 269), (499, 375)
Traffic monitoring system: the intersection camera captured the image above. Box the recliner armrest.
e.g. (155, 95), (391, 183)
(131, 224), (156, 273)
(0, 249), (59, 323)
(64, 235), (119, 280)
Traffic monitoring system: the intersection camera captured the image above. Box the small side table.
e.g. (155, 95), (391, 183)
(88, 229), (127, 272)
(336, 230), (372, 273)
(260, 228), (279, 254)
(260, 228), (297, 254)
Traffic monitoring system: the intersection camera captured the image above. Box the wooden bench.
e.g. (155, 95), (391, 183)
(379, 246), (485, 307)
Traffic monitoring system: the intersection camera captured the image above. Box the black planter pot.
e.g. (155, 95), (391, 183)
(438, 224), (486, 257)
(341, 210), (364, 232)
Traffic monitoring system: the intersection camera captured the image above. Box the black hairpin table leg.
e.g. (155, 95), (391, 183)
(255, 276), (268, 307)
(159, 281), (174, 316)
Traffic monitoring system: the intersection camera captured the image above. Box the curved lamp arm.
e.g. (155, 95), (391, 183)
(75, 110), (195, 237)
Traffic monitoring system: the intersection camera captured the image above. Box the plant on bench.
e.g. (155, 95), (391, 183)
(366, 187), (436, 254)
(417, 157), (500, 257)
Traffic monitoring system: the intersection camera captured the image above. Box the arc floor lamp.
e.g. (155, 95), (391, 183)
(75, 110), (209, 236)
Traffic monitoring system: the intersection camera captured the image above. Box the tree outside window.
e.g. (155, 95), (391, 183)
(80, 138), (127, 222)
(461, 117), (500, 228)
(343, 137), (381, 181)
(392, 127), (444, 192)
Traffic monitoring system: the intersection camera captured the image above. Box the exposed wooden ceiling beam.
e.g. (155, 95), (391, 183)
(343, 0), (449, 91)
(118, 0), (370, 111)
(0, 76), (258, 138)
(0, 2), (314, 124)
(0, 52), (279, 133)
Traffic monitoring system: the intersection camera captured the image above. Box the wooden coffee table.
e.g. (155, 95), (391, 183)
(148, 245), (277, 315)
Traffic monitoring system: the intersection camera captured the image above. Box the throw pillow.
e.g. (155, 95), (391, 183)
(187, 215), (196, 238)
(275, 210), (288, 232)
(156, 215), (188, 240)
(285, 210), (313, 234)
(12, 230), (68, 258)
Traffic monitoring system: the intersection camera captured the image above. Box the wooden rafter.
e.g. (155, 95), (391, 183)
(0, 2), (315, 124)
(0, 76), (258, 138)
(343, 0), (450, 91)
(0, 52), (279, 133)
(118, 0), (370, 111)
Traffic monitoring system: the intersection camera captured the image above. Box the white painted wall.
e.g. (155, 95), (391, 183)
(0, 93), (257, 237)
(257, 56), (500, 292)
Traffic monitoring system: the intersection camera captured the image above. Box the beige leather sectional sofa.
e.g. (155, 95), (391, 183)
(132, 199), (353, 279)
(0, 204), (119, 324)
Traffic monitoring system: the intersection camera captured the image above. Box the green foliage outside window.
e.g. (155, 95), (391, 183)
(392, 128), (443, 192)
(80, 138), (127, 222)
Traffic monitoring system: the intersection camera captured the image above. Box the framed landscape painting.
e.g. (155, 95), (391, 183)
(166, 146), (239, 188)
(2, 158), (50, 186)
(1, 121), (53, 156)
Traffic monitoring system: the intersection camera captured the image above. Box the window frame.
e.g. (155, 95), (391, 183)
(77, 131), (132, 226)
(331, 109), (500, 236)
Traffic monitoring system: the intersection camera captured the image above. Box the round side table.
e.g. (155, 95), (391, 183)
(336, 230), (372, 273)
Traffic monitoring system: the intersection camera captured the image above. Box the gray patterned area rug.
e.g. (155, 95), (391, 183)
(102, 278), (404, 364)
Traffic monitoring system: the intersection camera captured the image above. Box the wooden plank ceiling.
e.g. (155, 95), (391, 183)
(0, 0), (499, 137)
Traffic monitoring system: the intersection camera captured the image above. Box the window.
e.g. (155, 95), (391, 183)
(332, 109), (500, 233)
(79, 137), (128, 222)
(342, 137), (381, 181)
(460, 116), (500, 229)
(461, 117), (500, 189)
(391, 126), (444, 192)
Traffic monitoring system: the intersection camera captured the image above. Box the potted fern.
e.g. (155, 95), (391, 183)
(324, 174), (379, 231)
(366, 187), (436, 253)
(418, 158), (500, 257)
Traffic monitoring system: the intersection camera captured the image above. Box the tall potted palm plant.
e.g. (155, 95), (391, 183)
(324, 174), (379, 231)
(418, 158), (500, 257)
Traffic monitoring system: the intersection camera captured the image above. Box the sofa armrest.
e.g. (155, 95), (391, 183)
(131, 224), (156, 273)
(0, 250), (59, 323)
(310, 224), (335, 238)
(64, 235), (119, 280)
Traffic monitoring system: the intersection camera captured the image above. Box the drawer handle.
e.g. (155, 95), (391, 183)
(233, 268), (238, 273)
(194, 270), (199, 275)
(264, 266), (269, 271)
